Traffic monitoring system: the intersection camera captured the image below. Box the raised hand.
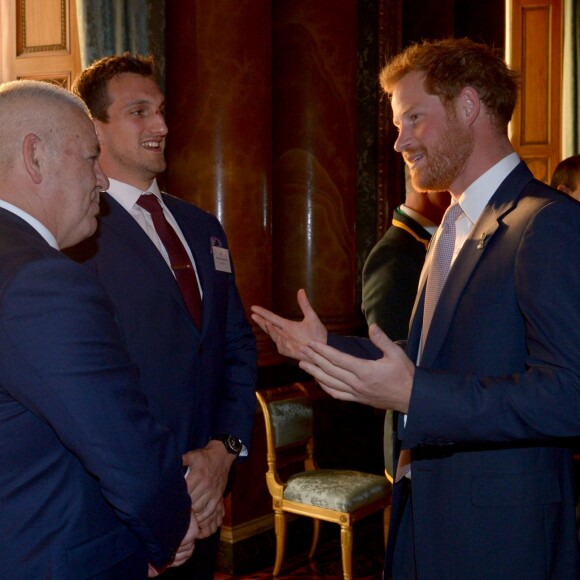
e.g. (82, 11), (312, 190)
(251, 289), (327, 360)
(298, 324), (414, 413)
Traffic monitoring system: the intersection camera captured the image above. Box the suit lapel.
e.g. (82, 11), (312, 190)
(410, 162), (535, 366)
(100, 193), (200, 334)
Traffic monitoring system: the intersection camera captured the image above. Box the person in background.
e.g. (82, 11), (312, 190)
(0, 79), (196, 579)
(362, 167), (448, 480)
(68, 53), (257, 580)
(252, 38), (580, 579)
(550, 154), (580, 201)
(362, 166), (449, 340)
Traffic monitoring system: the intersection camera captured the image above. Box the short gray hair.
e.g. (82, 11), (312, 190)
(0, 79), (88, 113)
(0, 80), (90, 168)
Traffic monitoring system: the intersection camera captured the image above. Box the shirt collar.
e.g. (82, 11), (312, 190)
(458, 152), (520, 225)
(0, 200), (59, 249)
(106, 178), (161, 212)
(399, 204), (439, 235)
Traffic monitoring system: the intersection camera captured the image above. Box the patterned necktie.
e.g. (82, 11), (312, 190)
(395, 201), (463, 483)
(419, 201), (463, 359)
(136, 194), (202, 329)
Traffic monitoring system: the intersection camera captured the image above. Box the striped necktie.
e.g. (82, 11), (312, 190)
(136, 194), (202, 329)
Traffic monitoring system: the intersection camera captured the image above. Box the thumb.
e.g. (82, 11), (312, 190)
(297, 289), (316, 318)
(368, 323), (395, 355)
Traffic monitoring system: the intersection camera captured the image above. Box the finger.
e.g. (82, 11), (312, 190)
(250, 305), (287, 329)
(299, 359), (359, 402)
(298, 345), (358, 391)
(302, 341), (362, 377)
(250, 312), (270, 336)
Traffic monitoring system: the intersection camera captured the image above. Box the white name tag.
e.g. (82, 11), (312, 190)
(213, 246), (232, 273)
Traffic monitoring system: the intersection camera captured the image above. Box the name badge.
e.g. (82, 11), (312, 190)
(213, 247), (232, 273)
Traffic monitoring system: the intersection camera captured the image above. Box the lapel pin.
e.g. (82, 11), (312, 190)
(477, 233), (487, 250)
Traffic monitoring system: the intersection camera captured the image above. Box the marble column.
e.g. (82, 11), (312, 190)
(164, 0), (273, 357)
(272, 0), (359, 333)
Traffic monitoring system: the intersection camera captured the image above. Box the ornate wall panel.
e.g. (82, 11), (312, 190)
(509, 0), (562, 183)
(17, 0), (67, 54)
(1, 0), (80, 87)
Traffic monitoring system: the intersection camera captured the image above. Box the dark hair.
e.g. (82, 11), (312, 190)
(550, 155), (580, 190)
(72, 53), (155, 122)
(380, 38), (519, 133)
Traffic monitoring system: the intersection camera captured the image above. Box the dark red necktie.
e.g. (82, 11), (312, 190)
(136, 194), (202, 328)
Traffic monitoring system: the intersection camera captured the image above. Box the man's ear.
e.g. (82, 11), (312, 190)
(94, 120), (103, 141)
(460, 87), (480, 125)
(22, 133), (43, 184)
(556, 184), (571, 194)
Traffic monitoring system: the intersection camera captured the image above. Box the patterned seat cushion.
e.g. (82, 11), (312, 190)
(284, 469), (388, 512)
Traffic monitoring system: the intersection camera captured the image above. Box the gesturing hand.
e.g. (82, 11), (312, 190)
(251, 289), (327, 360)
(299, 324), (414, 413)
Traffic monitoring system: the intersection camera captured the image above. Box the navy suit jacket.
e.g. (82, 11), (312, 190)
(330, 163), (580, 579)
(0, 210), (191, 579)
(67, 192), (256, 455)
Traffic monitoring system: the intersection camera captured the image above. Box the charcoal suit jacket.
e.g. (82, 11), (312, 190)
(329, 162), (580, 579)
(0, 209), (191, 579)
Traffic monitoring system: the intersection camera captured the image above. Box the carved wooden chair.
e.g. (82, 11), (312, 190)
(256, 382), (390, 580)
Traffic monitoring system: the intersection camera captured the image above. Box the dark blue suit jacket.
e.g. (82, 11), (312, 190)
(67, 192), (257, 455)
(330, 163), (580, 579)
(0, 210), (191, 579)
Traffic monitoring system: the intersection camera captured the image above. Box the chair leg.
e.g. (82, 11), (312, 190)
(308, 518), (321, 558)
(339, 523), (353, 580)
(273, 509), (286, 576)
(383, 505), (391, 549)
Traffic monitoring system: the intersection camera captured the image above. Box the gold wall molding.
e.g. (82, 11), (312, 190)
(17, 0), (68, 55)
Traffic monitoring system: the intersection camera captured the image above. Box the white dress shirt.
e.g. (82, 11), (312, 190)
(105, 178), (202, 295)
(0, 200), (59, 249)
(451, 152), (520, 263)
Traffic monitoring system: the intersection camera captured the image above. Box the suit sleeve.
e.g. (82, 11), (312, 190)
(211, 221), (257, 450)
(404, 198), (580, 447)
(0, 257), (191, 568)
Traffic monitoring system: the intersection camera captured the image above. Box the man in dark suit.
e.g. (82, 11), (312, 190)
(362, 170), (448, 480)
(252, 38), (580, 579)
(0, 80), (196, 578)
(68, 54), (257, 579)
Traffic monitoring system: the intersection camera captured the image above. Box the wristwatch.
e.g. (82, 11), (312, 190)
(209, 434), (243, 456)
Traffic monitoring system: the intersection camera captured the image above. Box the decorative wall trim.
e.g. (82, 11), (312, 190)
(17, 0), (68, 55)
(16, 72), (70, 88)
(376, 0), (404, 239)
(220, 513), (275, 544)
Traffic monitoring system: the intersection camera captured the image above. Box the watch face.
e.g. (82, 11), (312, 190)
(226, 435), (243, 454)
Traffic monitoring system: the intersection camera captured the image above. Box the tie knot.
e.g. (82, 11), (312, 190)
(136, 194), (163, 214)
(443, 202), (463, 226)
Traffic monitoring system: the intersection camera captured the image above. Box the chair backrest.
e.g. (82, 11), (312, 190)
(256, 383), (316, 497)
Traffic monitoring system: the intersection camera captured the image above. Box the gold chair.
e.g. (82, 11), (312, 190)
(256, 382), (390, 580)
